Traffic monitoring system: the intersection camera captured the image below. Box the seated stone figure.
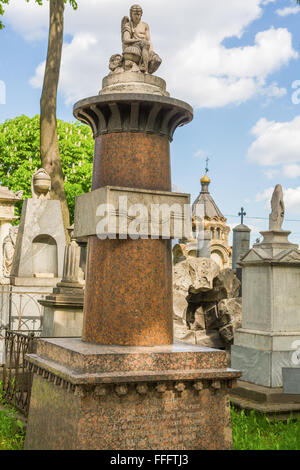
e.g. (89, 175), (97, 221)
(119, 4), (161, 74)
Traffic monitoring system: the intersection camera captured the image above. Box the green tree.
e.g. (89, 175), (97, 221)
(0, 115), (94, 222)
(0, 0), (78, 233)
(0, 1), (9, 29)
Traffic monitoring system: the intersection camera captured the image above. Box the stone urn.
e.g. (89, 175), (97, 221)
(31, 169), (51, 199)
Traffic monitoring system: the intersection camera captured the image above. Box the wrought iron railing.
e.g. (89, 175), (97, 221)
(0, 288), (44, 334)
(2, 329), (38, 415)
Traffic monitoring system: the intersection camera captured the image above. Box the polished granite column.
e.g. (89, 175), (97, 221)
(74, 93), (192, 346)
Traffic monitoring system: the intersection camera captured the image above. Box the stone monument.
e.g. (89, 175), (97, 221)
(25, 5), (240, 450)
(232, 208), (251, 295)
(11, 169), (66, 286)
(231, 185), (300, 414)
(40, 225), (86, 338)
(0, 169), (66, 347)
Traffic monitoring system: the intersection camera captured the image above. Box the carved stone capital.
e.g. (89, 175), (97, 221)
(73, 93), (193, 142)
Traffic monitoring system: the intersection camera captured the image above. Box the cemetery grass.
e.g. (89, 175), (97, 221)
(231, 406), (300, 450)
(0, 382), (25, 450)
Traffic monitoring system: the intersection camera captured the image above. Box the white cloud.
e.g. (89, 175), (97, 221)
(256, 187), (274, 202)
(256, 185), (300, 214)
(263, 168), (280, 179)
(284, 187), (300, 213)
(260, 82), (287, 98)
(283, 164), (300, 178)
(248, 115), (300, 167)
(4, 0), (298, 108)
(4, 0), (48, 41)
(276, 6), (300, 17)
(193, 149), (208, 159)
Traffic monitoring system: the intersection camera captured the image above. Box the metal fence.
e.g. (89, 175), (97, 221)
(0, 287), (45, 364)
(2, 329), (38, 415)
(0, 287), (44, 333)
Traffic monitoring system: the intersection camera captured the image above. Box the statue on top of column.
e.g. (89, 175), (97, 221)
(109, 4), (162, 75)
(269, 184), (285, 231)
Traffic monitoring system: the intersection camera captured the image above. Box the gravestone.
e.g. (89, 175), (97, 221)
(11, 169), (66, 286)
(232, 220), (251, 295)
(0, 170), (66, 363)
(41, 225), (86, 338)
(231, 185), (300, 414)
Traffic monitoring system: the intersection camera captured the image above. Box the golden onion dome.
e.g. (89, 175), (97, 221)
(200, 173), (211, 184)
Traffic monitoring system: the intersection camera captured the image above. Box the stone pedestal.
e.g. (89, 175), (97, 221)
(11, 199), (66, 287)
(40, 230), (85, 338)
(40, 288), (84, 337)
(232, 224), (251, 271)
(230, 379), (300, 419)
(232, 223), (251, 296)
(25, 338), (240, 450)
(100, 72), (169, 97)
(231, 230), (300, 388)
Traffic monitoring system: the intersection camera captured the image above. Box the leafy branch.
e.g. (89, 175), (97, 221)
(0, 0), (77, 30)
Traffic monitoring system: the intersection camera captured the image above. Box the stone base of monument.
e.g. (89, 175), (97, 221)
(99, 71), (169, 97)
(230, 380), (300, 420)
(24, 338), (240, 450)
(40, 287), (84, 337)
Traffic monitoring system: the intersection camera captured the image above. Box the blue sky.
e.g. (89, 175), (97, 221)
(1, 0), (300, 243)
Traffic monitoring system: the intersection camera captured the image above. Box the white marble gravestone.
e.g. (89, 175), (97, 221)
(231, 185), (300, 387)
(10, 169), (66, 287)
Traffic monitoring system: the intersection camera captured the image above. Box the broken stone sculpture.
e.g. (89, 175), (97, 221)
(173, 256), (241, 349)
(269, 184), (284, 231)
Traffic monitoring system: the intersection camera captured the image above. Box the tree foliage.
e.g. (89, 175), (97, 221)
(0, 0), (77, 29)
(0, 115), (93, 222)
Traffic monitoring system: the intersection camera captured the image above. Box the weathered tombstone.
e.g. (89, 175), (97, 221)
(40, 225), (86, 337)
(0, 170), (66, 349)
(231, 185), (300, 413)
(25, 5), (240, 450)
(11, 169), (66, 286)
(232, 214), (251, 295)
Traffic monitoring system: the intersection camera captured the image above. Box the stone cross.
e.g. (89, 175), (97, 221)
(238, 207), (246, 225)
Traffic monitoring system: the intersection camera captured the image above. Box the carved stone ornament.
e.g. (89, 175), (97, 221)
(269, 184), (285, 231)
(31, 169), (51, 200)
(74, 94), (193, 142)
(3, 225), (19, 278)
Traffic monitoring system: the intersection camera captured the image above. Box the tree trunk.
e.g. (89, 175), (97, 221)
(40, 0), (70, 234)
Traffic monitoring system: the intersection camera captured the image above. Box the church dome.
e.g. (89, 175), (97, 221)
(200, 174), (211, 184)
(192, 173), (225, 220)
